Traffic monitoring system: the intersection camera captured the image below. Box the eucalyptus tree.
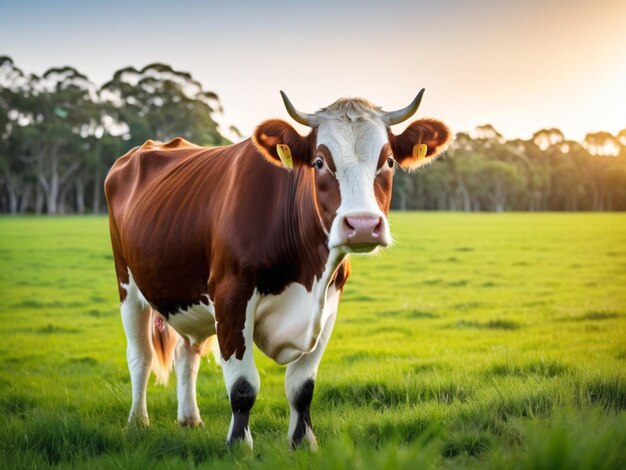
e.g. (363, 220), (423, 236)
(391, 171), (414, 210)
(584, 131), (620, 157)
(33, 67), (101, 214)
(0, 56), (34, 213)
(532, 128), (564, 151)
(100, 63), (228, 148)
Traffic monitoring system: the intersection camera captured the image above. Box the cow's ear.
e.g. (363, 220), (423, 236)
(253, 119), (312, 169)
(389, 119), (451, 171)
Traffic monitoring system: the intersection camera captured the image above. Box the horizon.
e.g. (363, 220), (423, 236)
(1, 0), (625, 142)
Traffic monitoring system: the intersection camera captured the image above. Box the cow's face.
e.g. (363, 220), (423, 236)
(253, 92), (450, 254)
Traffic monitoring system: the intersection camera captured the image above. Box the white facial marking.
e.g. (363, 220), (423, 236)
(314, 105), (393, 250)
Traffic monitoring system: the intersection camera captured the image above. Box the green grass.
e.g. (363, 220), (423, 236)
(1, 213), (625, 469)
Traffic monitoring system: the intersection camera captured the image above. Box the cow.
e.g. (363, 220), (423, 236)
(104, 89), (450, 449)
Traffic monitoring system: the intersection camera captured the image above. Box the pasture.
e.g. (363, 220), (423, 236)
(0, 213), (625, 469)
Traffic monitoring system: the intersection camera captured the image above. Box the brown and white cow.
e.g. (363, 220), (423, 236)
(105, 90), (450, 448)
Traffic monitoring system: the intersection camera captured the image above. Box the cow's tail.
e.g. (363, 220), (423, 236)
(150, 310), (179, 385)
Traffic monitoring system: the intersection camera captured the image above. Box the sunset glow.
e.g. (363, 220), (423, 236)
(1, 0), (625, 141)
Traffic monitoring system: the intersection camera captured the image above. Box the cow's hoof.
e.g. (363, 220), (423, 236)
(127, 415), (150, 428)
(227, 428), (253, 450)
(178, 417), (203, 427)
(291, 427), (318, 451)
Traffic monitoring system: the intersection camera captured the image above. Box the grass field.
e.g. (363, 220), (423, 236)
(1, 213), (625, 469)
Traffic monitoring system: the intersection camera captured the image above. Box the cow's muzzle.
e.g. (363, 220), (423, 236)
(338, 212), (387, 253)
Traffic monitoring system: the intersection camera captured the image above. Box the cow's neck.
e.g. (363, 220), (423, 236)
(283, 166), (333, 285)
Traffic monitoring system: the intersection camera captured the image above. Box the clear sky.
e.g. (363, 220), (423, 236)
(1, 0), (625, 141)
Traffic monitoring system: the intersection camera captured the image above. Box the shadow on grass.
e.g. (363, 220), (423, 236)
(576, 374), (626, 411)
(446, 319), (522, 330)
(486, 360), (570, 378)
(380, 309), (440, 319)
(319, 380), (473, 409)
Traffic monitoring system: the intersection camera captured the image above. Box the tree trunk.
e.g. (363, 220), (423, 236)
(76, 177), (85, 214)
(7, 186), (18, 214)
(58, 181), (73, 214)
(35, 186), (44, 214)
(38, 156), (59, 215)
(2, 169), (19, 214)
(19, 184), (32, 213)
(398, 190), (407, 211)
(47, 171), (59, 215)
(92, 165), (102, 214)
(459, 182), (471, 212)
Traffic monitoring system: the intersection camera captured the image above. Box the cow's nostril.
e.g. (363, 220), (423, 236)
(372, 218), (383, 237)
(343, 217), (355, 233)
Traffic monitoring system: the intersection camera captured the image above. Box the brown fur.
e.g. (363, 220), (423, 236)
(105, 113), (449, 363)
(252, 120), (316, 167)
(106, 137), (331, 361)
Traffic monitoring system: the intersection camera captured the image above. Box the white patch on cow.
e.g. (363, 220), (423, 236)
(242, 427), (253, 448)
(119, 270), (152, 425)
(253, 249), (344, 364)
(306, 426), (319, 450)
(120, 270), (149, 308)
(174, 338), (203, 426)
(220, 291), (260, 392)
(120, 270), (216, 427)
(166, 298), (216, 351)
(314, 104), (392, 250)
(285, 299), (338, 448)
(221, 291), (260, 448)
(226, 420), (253, 449)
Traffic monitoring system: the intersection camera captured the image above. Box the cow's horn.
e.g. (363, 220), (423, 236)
(383, 89), (425, 126)
(280, 90), (314, 127)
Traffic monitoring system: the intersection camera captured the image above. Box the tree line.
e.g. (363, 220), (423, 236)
(392, 126), (626, 211)
(1, 56), (625, 214)
(0, 57), (231, 215)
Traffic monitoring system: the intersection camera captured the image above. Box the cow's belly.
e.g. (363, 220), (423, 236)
(253, 282), (339, 365)
(166, 299), (216, 349)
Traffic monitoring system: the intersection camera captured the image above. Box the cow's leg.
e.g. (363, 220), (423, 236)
(214, 283), (260, 448)
(284, 294), (339, 449)
(175, 337), (203, 426)
(120, 284), (153, 426)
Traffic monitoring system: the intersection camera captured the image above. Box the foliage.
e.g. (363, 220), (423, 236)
(2, 55), (626, 214)
(100, 63), (228, 148)
(399, 134), (626, 211)
(0, 213), (624, 468)
(0, 56), (229, 214)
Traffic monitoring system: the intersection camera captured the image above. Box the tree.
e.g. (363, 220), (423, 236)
(532, 128), (564, 151)
(584, 132), (620, 157)
(2, 57), (626, 214)
(0, 56), (36, 213)
(9, 66), (102, 214)
(101, 63), (229, 148)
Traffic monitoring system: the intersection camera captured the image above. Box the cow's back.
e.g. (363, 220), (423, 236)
(106, 137), (205, 227)
(105, 135), (326, 315)
(105, 137), (230, 311)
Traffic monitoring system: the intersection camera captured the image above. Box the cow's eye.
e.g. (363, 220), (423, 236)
(387, 156), (395, 168)
(313, 158), (324, 170)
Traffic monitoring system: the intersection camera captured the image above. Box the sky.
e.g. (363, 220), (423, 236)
(1, 0), (625, 142)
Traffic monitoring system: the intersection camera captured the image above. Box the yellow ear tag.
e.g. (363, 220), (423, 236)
(276, 144), (294, 170)
(413, 143), (428, 160)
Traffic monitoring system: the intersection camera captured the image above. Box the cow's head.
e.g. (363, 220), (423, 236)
(253, 90), (450, 254)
